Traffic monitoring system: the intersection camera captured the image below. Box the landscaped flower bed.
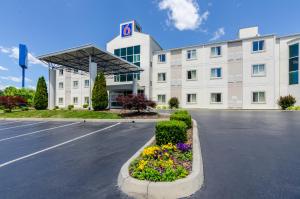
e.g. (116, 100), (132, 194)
(129, 110), (193, 182)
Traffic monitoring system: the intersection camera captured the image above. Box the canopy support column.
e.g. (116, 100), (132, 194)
(48, 65), (56, 110)
(89, 56), (97, 110)
(132, 77), (138, 95)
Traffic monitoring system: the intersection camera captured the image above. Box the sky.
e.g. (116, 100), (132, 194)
(0, 0), (300, 90)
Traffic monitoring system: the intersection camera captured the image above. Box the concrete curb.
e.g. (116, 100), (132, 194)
(118, 119), (204, 199)
(0, 118), (168, 123)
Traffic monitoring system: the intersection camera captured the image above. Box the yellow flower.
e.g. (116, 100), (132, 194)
(142, 146), (161, 157)
(164, 152), (169, 157)
(162, 143), (177, 151)
(137, 160), (148, 170)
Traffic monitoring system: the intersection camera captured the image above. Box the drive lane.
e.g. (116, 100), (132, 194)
(190, 110), (300, 199)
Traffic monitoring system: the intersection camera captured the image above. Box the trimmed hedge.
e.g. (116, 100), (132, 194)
(155, 120), (187, 146)
(173, 110), (189, 115)
(170, 113), (192, 128)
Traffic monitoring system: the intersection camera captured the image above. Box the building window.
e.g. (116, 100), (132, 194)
(187, 70), (197, 80)
(158, 73), (166, 82)
(187, 49), (197, 60)
(114, 45), (140, 66)
(211, 46), (221, 57)
(73, 97), (78, 105)
(252, 64), (266, 76)
(73, 81), (79, 89)
(84, 97), (89, 104)
(211, 93), (222, 103)
(58, 82), (64, 89)
(211, 68), (222, 79)
(113, 72), (140, 82)
(158, 54), (166, 63)
(84, 80), (89, 87)
(157, 95), (166, 103)
(252, 40), (265, 52)
(58, 97), (63, 105)
(74, 69), (79, 74)
(187, 94), (197, 103)
(59, 69), (64, 76)
(252, 91), (266, 103)
(289, 43), (299, 85)
(114, 45), (141, 82)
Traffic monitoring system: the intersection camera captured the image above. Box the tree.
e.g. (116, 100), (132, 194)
(0, 96), (27, 112)
(16, 88), (35, 106)
(116, 94), (156, 112)
(0, 90), (3, 96)
(92, 72), (108, 111)
(2, 86), (35, 106)
(3, 86), (18, 96)
(34, 76), (48, 110)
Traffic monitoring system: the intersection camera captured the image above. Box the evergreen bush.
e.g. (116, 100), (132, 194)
(168, 97), (179, 109)
(92, 72), (108, 111)
(34, 77), (48, 110)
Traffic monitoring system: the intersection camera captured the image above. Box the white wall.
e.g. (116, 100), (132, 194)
(242, 36), (277, 109)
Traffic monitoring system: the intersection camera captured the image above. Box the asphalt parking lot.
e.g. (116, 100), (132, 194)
(0, 120), (154, 199)
(1, 110), (300, 199)
(190, 110), (300, 199)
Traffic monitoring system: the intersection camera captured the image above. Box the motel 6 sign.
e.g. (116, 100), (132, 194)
(121, 23), (132, 37)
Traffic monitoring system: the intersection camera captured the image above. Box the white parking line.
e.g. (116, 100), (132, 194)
(0, 123), (121, 168)
(0, 121), (21, 126)
(0, 122), (81, 142)
(0, 121), (48, 131)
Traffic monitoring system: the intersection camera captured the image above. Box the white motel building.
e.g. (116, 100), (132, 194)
(40, 20), (300, 109)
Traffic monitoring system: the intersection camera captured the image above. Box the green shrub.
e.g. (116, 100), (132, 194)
(170, 113), (192, 128)
(92, 72), (108, 111)
(21, 106), (29, 111)
(83, 104), (89, 108)
(287, 106), (300, 110)
(173, 109), (189, 115)
(34, 76), (48, 110)
(68, 105), (74, 110)
(155, 120), (187, 145)
(54, 106), (59, 110)
(278, 95), (296, 110)
(168, 97), (179, 109)
(4, 109), (12, 113)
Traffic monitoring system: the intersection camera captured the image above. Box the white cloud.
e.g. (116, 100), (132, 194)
(0, 76), (32, 83)
(158, 0), (209, 31)
(28, 85), (36, 90)
(0, 66), (8, 71)
(0, 46), (10, 54)
(210, 27), (225, 41)
(0, 46), (47, 67)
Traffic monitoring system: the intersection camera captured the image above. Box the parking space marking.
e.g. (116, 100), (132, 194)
(0, 122), (81, 142)
(0, 123), (120, 168)
(0, 121), (48, 131)
(0, 121), (21, 126)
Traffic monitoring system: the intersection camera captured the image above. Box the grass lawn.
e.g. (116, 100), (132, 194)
(0, 109), (121, 119)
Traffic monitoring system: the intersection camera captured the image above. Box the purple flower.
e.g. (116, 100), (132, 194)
(176, 143), (191, 152)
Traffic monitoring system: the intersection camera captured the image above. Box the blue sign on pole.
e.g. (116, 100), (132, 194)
(121, 23), (133, 37)
(19, 44), (28, 88)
